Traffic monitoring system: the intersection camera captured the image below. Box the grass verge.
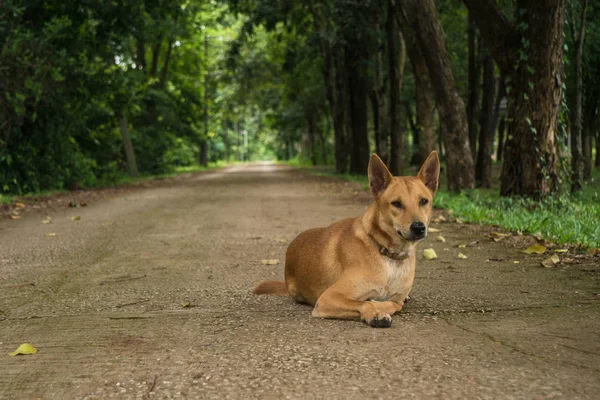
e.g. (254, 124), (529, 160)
(295, 165), (600, 249)
(0, 161), (230, 205)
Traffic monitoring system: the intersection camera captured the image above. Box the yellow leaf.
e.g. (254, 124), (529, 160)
(71, 216), (81, 221)
(436, 236), (446, 243)
(541, 254), (560, 268)
(554, 249), (568, 253)
(8, 343), (37, 356)
(492, 232), (510, 237)
(428, 227), (441, 233)
(458, 244), (466, 248)
(522, 244), (546, 255)
(513, 261), (520, 264)
(261, 259), (279, 265)
(15, 202), (25, 208)
(423, 248), (438, 260)
(45, 216), (52, 221)
(457, 252), (468, 259)
(42, 220), (51, 224)
(274, 238), (287, 243)
(45, 233), (57, 237)
(180, 302), (191, 308)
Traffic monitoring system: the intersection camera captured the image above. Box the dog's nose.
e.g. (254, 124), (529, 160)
(409, 221), (426, 237)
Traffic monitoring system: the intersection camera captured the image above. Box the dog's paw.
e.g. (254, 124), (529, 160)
(363, 312), (392, 328)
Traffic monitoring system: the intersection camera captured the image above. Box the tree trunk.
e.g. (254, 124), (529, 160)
(405, 27), (436, 166)
(464, 0), (567, 198)
(467, 14), (480, 161)
(569, 0), (588, 192)
(346, 42), (370, 174)
(373, 15), (389, 164)
(150, 36), (162, 77)
(136, 39), (146, 71)
(583, 92), (597, 178)
(119, 111), (139, 177)
(476, 50), (495, 188)
(492, 76), (505, 138)
(596, 130), (600, 168)
(497, 117), (506, 162)
(306, 110), (318, 166)
(312, 11), (348, 173)
(158, 41), (173, 90)
(201, 34), (209, 167)
(400, 0), (475, 191)
(388, 0), (405, 175)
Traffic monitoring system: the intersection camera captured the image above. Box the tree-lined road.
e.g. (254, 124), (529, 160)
(1, 165), (598, 399)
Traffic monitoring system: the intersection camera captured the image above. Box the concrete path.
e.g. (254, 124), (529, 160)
(0, 164), (598, 399)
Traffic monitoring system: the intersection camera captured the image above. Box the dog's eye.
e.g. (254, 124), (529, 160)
(419, 198), (429, 206)
(391, 201), (402, 208)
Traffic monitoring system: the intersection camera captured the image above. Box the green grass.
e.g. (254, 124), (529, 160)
(0, 161), (231, 205)
(294, 164), (600, 249)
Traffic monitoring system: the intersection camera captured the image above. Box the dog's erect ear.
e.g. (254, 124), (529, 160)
(417, 151), (440, 193)
(368, 154), (393, 196)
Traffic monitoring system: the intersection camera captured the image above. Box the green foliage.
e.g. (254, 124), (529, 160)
(0, 0), (241, 195)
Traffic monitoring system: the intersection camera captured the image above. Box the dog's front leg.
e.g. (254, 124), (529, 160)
(312, 286), (402, 328)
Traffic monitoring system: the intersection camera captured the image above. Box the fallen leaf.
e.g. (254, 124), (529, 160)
(533, 231), (543, 241)
(423, 248), (438, 260)
(492, 232), (510, 237)
(513, 261), (520, 264)
(274, 238), (287, 243)
(455, 218), (464, 224)
(458, 244), (467, 248)
(71, 216), (81, 221)
(261, 259), (279, 265)
(560, 257), (576, 264)
(428, 228), (441, 233)
(522, 244), (546, 255)
(15, 202), (25, 208)
(436, 236), (446, 243)
(45, 216), (52, 221)
(438, 215), (447, 222)
(554, 249), (568, 253)
(180, 302), (191, 308)
(9, 215), (21, 220)
(42, 220), (51, 224)
(541, 254), (560, 268)
(457, 252), (468, 259)
(8, 343), (37, 356)
(45, 233), (57, 237)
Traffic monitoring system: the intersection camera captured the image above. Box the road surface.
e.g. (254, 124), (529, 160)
(0, 164), (598, 399)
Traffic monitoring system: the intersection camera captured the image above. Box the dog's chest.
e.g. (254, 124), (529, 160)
(371, 258), (414, 301)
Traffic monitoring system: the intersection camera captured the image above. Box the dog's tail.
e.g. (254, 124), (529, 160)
(253, 280), (289, 296)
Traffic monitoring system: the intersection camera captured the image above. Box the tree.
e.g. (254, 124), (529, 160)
(464, 0), (568, 198)
(569, 0), (588, 191)
(399, 0), (475, 192)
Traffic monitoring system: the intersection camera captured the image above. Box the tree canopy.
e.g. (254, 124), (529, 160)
(1, 0), (599, 199)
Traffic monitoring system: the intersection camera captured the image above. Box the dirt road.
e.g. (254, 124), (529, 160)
(1, 164), (598, 399)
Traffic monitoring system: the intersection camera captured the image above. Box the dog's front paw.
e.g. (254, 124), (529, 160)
(363, 312), (392, 328)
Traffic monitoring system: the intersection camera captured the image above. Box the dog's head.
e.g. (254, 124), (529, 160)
(368, 151), (440, 247)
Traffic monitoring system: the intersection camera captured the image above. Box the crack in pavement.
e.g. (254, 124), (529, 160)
(440, 317), (600, 373)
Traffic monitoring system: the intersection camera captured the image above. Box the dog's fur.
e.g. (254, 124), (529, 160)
(254, 151), (440, 327)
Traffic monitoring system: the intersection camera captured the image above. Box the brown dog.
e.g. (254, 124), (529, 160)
(254, 151), (440, 327)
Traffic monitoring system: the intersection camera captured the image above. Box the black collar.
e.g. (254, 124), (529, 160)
(369, 234), (410, 261)
(378, 246), (410, 261)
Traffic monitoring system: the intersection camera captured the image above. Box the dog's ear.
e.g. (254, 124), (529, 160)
(368, 154), (393, 196)
(417, 151), (440, 193)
